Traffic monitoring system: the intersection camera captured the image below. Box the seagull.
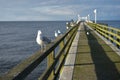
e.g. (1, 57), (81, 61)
(36, 30), (51, 51)
(58, 30), (61, 35)
(55, 31), (58, 37)
(86, 32), (89, 35)
(66, 22), (69, 29)
(66, 26), (69, 29)
(36, 30), (44, 50)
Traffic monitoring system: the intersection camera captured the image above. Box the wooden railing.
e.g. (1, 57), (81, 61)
(0, 22), (79, 80)
(87, 22), (120, 48)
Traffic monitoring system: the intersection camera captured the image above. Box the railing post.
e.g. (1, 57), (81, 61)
(47, 50), (55, 80)
(116, 31), (120, 48)
(108, 28), (110, 40)
(110, 29), (114, 43)
(59, 40), (64, 73)
(116, 38), (120, 48)
(64, 34), (70, 54)
(104, 27), (108, 39)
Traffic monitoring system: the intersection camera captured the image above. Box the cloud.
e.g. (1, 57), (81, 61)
(31, 5), (76, 16)
(0, 0), (120, 20)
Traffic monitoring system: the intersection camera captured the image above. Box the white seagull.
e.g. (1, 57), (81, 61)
(66, 22), (69, 29)
(55, 31), (58, 37)
(36, 30), (51, 51)
(86, 32), (89, 35)
(66, 26), (69, 29)
(58, 30), (61, 34)
(36, 30), (44, 50)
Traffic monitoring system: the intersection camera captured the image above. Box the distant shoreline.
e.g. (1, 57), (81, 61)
(0, 20), (120, 22)
(0, 20), (69, 22)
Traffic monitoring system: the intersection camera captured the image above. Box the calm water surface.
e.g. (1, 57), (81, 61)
(0, 21), (67, 79)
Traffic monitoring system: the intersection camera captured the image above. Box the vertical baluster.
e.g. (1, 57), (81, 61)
(116, 31), (120, 48)
(106, 27), (109, 40)
(59, 40), (64, 74)
(47, 50), (55, 80)
(64, 33), (70, 55)
(110, 29), (114, 43)
(103, 27), (106, 38)
(108, 28), (111, 41)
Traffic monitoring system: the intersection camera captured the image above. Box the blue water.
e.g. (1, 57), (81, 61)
(0, 21), (67, 79)
(0, 20), (120, 79)
(97, 20), (120, 28)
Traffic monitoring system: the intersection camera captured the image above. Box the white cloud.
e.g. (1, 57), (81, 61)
(31, 5), (76, 16)
(39, 0), (59, 5)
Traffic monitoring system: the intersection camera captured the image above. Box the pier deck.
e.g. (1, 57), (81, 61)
(60, 22), (120, 80)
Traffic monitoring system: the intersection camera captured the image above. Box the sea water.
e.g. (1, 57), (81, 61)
(0, 21), (67, 80)
(0, 20), (120, 79)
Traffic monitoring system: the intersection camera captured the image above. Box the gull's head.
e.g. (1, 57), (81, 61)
(38, 30), (42, 35)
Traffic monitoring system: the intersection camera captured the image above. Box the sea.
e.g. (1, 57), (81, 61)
(0, 20), (120, 80)
(97, 20), (120, 28)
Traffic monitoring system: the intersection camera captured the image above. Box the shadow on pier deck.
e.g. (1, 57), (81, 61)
(60, 22), (120, 80)
(73, 23), (120, 80)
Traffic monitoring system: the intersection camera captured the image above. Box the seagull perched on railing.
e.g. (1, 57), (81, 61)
(66, 26), (69, 29)
(55, 31), (58, 37)
(66, 22), (69, 29)
(36, 30), (51, 51)
(86, 32), (89, 35)
(55, 30), (62, 38)
(58, 30), (61, 35)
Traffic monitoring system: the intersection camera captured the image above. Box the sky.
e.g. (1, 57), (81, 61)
(0, 0), (120, 21)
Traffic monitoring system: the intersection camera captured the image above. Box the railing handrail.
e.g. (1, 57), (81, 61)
(39, 25), (78, 80)
(91, 23), (120, 32)
(87, 22), (120, 48)
(0, 22), (79, 80)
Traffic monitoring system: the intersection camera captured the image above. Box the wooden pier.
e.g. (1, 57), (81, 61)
(0, 21), (120, 80)
(59, 22), (120, 80)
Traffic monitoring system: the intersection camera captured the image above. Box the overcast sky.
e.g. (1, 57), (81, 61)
(0, 0), (120, 21)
